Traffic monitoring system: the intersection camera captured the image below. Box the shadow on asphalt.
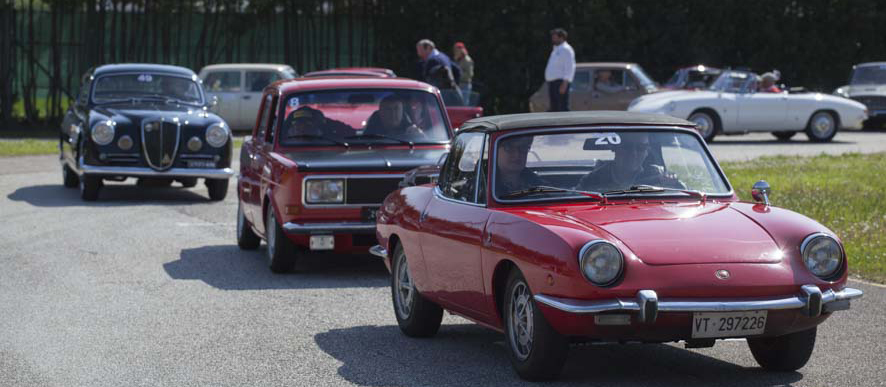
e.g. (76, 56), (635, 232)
(164, 244), (388, 290)
(315, 324), (803, 387)
(6, 183), (215, 207)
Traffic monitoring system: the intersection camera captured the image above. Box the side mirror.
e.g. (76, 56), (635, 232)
(751, 180), (771, 206)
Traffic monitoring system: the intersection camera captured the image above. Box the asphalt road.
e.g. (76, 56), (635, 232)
(1, 135), (885, 387)
(707, 129), (886, 161)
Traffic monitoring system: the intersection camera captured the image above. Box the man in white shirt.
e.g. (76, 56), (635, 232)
(544, 28), (576, 111)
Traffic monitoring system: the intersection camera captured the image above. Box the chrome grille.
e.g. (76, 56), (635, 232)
(141, 118), (181, 171)
(851, 96), (886, 110)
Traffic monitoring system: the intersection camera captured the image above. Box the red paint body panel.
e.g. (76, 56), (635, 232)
(446, 106), (484, 129)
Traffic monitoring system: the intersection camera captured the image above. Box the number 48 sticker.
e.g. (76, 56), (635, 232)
(592, 132), (621, 145)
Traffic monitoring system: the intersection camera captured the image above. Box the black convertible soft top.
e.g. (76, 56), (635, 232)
(458, 111), (695, 133)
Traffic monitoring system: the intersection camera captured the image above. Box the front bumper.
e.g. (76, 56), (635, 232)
(535, 285), (863, 324)
(76, 157), (234, 179)
(282, 221), (376, 235)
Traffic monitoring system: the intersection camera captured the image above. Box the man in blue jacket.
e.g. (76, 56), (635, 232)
(416, 39), (463, 105)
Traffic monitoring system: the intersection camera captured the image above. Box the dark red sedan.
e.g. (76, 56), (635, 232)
(236, 77), (453, 272)
(372, 111), (863, 380)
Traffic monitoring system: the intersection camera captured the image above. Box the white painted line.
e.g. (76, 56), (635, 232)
(849, 277), (886, 289)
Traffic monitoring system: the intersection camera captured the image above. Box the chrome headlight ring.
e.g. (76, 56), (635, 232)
(800, 233), (844, 280)
(91, 121), (116, 146)
(578, 240), (625, 287)
(206, 122), (229, 148)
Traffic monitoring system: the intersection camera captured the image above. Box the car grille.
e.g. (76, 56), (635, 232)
(851, 96), (886, 111)
(346, 176), (402, 205)
(141, 119), (181, 171)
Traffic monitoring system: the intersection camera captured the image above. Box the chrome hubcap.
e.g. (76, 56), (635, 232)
(508, 282), (534, 360)
(811, 113), (834, 138)
(690, 114), (713, 138)
(394, 252), (415, 319)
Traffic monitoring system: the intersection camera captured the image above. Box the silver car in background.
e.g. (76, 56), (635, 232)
(198, 63), (297, 131)
(834, 62), (886, 129)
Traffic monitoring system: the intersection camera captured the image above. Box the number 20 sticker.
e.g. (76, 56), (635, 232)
(592, 133), (621, 145)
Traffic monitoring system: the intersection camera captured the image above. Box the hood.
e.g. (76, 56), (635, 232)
(845, 84), (886, 97)
(285, 147), (448, 172)
(91, 102), (222, 128)
(629, 90), (719, 111)
(512, 202), (782, 266)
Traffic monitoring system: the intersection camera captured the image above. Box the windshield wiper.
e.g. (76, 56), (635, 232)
(344, 133), (414, 148)
(500, 185), (606, 202)
(286, 134), (350, 147)
(604, 184), (707, 201)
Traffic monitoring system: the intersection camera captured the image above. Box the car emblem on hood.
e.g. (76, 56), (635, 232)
(715, 270), (730, 280)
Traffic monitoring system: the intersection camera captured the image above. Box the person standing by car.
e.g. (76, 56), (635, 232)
(416, 39), (463, 105)
(544, 28), (575, 111)
(453, 42), (474, 105)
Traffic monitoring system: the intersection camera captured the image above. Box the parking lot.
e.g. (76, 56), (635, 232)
(2, 132), (886, 386)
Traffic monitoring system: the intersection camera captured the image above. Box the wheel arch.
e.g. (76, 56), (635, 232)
(386, 233), (402, 265)
(689, 107), (723, 132)
(491, 259), (519, 321)
(808, 108), (841, 128)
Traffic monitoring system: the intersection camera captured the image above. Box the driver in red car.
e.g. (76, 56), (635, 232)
(496, 135), (547, 195)
(576, 132), (683, 192)
(364, 95), (426, 139)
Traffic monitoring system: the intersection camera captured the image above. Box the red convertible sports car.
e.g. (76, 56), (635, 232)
(236, 77), (453, 272)
(371, 111), (863, 380)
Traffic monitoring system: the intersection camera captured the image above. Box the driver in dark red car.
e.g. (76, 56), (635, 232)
(576, 132), (683, 192)
(496, 135), (546, 195)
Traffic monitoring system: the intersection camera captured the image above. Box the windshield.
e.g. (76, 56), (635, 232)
(92, 73), (203, 104)
(630, 65), (656, 88)
(494, 130), (730, 202)
(708, 71), (754, 93)
(850, 65), (886, 85)
(279, 89), (450, 146)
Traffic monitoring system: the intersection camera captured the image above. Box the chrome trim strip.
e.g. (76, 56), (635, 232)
(141, 117), (182, 171)
(369, 245), (388, 259)
(301, 174), (406, 208)
(533, 286), (863, 315)
(282, 221), (376, 234)
(79, 157), (233, 178)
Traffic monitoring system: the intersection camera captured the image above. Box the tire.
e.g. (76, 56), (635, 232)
(805, 111), (838, 142)
(504, 269), (568, 381)
(266, 205), (297, 273)
(236, 201), (261, 250)
(391, 243), (443, 337)
(206, 178), (229, 201)
(688, 110), (719, 142)
(178, 177), (198, 188)
(79, 175), (101, 201)
(747, 327), (817, 371)
(772, 131), (797, 141)
(62, 163), (79, 188)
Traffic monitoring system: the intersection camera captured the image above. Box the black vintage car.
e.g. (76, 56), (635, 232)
(60, 64), (234, 201)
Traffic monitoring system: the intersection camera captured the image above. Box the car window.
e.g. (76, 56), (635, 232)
(77, 76), (91, 105)
(255, 94), (273, 141)
(572, 70), (591, 92)
(91, 73), (203, 104)
(440, 132), (485, 202)
(246, 71), (281, 92)
(204, 71), (241, 92)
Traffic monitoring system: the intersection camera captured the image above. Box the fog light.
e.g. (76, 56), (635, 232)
(99, 153), (107, 161)
(187, 136), (202, 152)
(309, 235), (334, 250)
(117, 135), (133, 150)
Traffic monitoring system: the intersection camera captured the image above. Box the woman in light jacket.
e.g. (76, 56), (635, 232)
(453, 42), (474, 105)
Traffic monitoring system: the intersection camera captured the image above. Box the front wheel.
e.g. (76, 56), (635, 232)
(772, 131), (796, 141)
(688, 111), (718, 142)
(206, 179), (228, 201)
(391, 243), (443, 337)
(504, 270), (568, 381)
(747, 327), (817, 371)
(79, 175), (101, 201)
(236, 201), (261, 250)
(62, 163), (79, 188)
(805, 111), (838, 142)
(266, 205), (297, 273)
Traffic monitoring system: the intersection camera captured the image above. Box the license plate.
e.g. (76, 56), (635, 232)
(187, 160), (215, 168)
(691, 311), (767, 338)
(361, 207), (379, 222)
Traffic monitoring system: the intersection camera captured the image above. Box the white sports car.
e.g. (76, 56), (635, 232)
(628, 70), (868, 142)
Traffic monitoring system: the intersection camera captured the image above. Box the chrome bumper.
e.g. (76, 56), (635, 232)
(534, 285), (863, 324)
(77, 159), (234, 179)
(282, 222), (376, 235)
(369, 245), (388, 259)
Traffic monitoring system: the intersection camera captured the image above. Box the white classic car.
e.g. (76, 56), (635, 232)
(834, 62), (886, 129)
(629, 70), (868, 142)
(198, 63), (297, 131)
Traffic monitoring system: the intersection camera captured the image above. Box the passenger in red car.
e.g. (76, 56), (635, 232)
(283, 106), (326, 137)
(364, 95), (426, 139)
(577, 133), (683, 192)
(495, 135), (546, 195)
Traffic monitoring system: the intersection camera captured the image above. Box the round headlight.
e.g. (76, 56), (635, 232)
(801, 233), (843, 279)
(206, 123), (229, 148)
(187, 136), (203, 152)
(579, 240), (624, 286)
(91, 121), (115, 145)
